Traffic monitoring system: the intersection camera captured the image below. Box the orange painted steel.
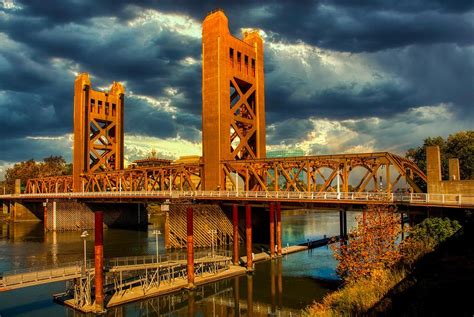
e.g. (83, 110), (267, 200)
(222, 152), (426, 194)
(73, 73), (125, 192)
(94, 211), (104, 309)
(269, 202), (275, 258)
(202, 10), (266, 191)
(186, 206), (195, 288)
(24, 152), (426, 196)
(26, 164), (202, 194)
(26, 175), (73, 194)
(232, 204), (239, 265)
(276, 202), (282, 256)
(245, 204), (253, 271)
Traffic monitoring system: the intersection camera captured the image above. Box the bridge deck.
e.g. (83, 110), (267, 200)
(2, 191), (473, 208)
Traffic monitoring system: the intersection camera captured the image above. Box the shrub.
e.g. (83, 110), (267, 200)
(400, 217), (461, 266)
(331, 204), (401, 282)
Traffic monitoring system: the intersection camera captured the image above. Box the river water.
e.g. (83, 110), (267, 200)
(0, 209), (358, 316)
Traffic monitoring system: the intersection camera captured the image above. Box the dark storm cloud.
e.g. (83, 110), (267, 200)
(267, 118), (313, 145)
(0, 136), (72, 162)
(12, 0), (474, 52)
(0, 0), (473, 165)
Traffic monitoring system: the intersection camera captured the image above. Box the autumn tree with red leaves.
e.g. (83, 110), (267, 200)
(332, 204), (402, 282)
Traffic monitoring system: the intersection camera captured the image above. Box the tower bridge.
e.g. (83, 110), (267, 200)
(0, 9), (473, 313)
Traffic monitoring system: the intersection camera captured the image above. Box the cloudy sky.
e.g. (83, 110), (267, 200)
(0, 0), (473, 177)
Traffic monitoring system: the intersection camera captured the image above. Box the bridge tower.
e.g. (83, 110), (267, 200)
(73, 73), (125, 192)
(202, 9), (266, 190)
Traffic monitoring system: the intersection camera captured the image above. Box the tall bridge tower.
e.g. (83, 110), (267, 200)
(72, 73), (125, 191)
(202, 10), (266, 190)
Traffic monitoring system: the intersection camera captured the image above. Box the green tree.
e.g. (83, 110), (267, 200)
(406, 131), (474, 190)
(3, 156), (72, 193)
(39, 155), (67, 177)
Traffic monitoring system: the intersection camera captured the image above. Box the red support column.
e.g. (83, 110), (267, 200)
(232, 204), (239, 265)
(269, 202), (275, 258)
(276, 202), (282, 256)
(94, 211), (104, 310)
(245, 204), (253, 271)
(186, 206), (195, 288)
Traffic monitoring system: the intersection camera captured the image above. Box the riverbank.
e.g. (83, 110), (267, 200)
(303, 216), (466, 316)
(369, 215), (474, 315)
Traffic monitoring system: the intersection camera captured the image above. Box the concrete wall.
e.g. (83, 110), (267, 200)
(426, 146), (474, 195)
(12, 202), (42, 222)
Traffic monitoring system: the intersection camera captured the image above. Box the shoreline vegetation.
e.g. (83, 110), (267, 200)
(303, 208), (464, 316)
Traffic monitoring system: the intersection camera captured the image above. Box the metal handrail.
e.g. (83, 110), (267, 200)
(1, 191), (473, 206)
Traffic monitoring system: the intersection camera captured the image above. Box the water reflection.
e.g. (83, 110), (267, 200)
(0, 210), (354, 316)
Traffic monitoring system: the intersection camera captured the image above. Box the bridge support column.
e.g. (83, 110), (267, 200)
(245, 204), (253, 271)
(43, 201), (47, 231)
(343, 210), (347, 239)
(232, 204), (239, 265)
(339, 209), (347, 243)
(94, 211), (104, 311)
(269, 202), (275, 258)
(276, 203), (282, 256)
(186, 206), (195, 288)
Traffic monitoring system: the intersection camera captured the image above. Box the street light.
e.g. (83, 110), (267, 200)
(208, 229), (217, 258)
(152, 229), (162, 262)
(80, 230), (89, 274)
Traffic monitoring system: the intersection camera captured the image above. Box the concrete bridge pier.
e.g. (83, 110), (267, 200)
(245, 204), (253, 271)
(186, 206), (195, 288)
(42, 201), (47, 231)
(94, 210), (104, 311)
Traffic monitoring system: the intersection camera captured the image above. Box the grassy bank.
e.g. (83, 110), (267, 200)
(303, 216), (463, 316)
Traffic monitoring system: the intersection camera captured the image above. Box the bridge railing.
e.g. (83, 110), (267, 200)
(0, 260), (93, 288)
(1, 191), (473, 206)
(107, 250), (232, 268)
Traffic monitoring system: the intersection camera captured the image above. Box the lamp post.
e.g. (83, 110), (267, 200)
(152, 229), (162, 262)
(208, 229), (217, 258)
(80, 230), (89, 274)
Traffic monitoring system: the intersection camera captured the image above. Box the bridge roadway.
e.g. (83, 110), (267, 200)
(1, 190), (473, 208)
(0, 252), (232, 292)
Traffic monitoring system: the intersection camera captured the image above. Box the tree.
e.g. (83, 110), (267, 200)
(331, 204), (401, 282)
(3, 156), (71, 193)
(4, 159), (40, 193)
(406, 130), (474, 190)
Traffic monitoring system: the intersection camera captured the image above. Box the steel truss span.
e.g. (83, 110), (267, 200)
(25, 152), (425, 195)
